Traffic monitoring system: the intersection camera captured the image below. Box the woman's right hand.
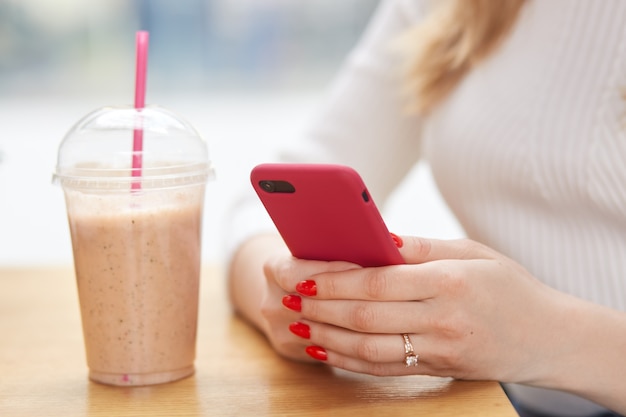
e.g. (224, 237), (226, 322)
(228, 233), (360, 362)
(260, 245), (362, 361)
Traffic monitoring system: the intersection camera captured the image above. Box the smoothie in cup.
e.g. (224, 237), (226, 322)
(53, 105), (213, 386)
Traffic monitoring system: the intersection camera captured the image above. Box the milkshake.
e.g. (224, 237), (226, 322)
(66, 186), (204, 385)
(54, 105), (213, 386)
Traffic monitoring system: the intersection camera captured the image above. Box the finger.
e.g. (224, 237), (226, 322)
(298, 321), (468, 378)
(301, 299), (431, 334)
(302, 264), (429, 301)
(302, 258), (485, 302)
(322, 349), (426, 377)
(304, 321), (412, 364)
(315, 334), (475, 379)
(265, 254), (360, 292)
(397, 236), (497, 265)
(300, 325), (437, 377)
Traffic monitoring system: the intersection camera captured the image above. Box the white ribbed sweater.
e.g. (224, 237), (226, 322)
(229, 1), (626, 415)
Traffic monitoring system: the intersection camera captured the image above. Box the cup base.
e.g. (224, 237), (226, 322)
(89, 365), (195, 386)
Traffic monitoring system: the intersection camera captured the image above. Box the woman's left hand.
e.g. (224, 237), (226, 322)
(278, 236), (571, 384)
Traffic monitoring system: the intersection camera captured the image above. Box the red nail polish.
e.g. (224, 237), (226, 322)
(390, 233), (403, 248)
(289, 322), (311, 339)
(296, 280), (317, 296)
(282, 295), (302, 312)
(305, 345), (327, 361)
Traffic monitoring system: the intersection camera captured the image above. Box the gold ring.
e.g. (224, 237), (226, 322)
(402, 333), (419, 367)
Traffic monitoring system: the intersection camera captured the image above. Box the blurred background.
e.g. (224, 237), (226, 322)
(0, 0), (461, 267)
(1, 0), (379, 96)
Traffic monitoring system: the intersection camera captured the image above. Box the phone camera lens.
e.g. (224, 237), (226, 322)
(260, 181), (276, 193)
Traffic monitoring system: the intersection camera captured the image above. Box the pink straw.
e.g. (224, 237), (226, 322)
(132, 31), (149, 190)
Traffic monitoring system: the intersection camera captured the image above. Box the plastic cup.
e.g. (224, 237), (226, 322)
(53, 105), (214, 386)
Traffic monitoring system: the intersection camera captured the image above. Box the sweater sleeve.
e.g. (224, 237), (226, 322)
(222, 0), (427, 259)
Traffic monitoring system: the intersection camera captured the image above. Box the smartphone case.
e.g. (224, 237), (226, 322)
(250, 163), (404, 267)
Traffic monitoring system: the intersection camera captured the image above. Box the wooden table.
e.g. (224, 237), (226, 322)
(0, 266), (518, 417)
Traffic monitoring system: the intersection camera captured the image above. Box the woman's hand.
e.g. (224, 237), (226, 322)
(266, 236), (573, 384)
(259, 249), (363, 362)
(228, 233), (362, 362)
(234, 234), (626, 412)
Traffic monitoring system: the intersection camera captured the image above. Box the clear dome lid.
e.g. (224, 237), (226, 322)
(53, 105), (214, 191)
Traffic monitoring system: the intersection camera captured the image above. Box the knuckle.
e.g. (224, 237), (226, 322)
(445, 275), (468, 298)
(323, 273), (338, 298)
(259, 298), (281, 321)
(272, 338), (305, 361)
(263, 256), (280, 281)
(435, 264), (468, 298)
(259, 302), (272, 320)
(425, 310), (467, 339)
(458, 238), (494, 259)
(304, 297), (320, 319)
(264, 256), (296, 289)
(424, 319), (473, 373)
(411, 236), (433, 258)
(354, 336), (381, 362)
(349, 303), (377, 332)
(424, 314), (449, 335)
(363, 270), (390, 299)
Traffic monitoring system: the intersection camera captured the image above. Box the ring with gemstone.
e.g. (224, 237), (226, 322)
(402, 333), (419, 367)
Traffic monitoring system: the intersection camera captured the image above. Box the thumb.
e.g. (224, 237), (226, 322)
(396, 235), (495, 264)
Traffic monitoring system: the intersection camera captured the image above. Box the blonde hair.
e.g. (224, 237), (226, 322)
(400, 0), (526, 114)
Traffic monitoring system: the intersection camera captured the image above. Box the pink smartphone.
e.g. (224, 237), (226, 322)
(250, 163), (404, 267)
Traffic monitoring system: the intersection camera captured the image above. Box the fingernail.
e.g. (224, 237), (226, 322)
(305, 345), (327, 361)
(282, 295), (302, 312)
(289, 322), (311, 339)
(390, 233), (403, 248)
(296, 280), (317, 296)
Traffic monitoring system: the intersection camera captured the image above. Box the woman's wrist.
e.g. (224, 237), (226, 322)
(527, 291), (626, 413)
(227, 233), (286, 334)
